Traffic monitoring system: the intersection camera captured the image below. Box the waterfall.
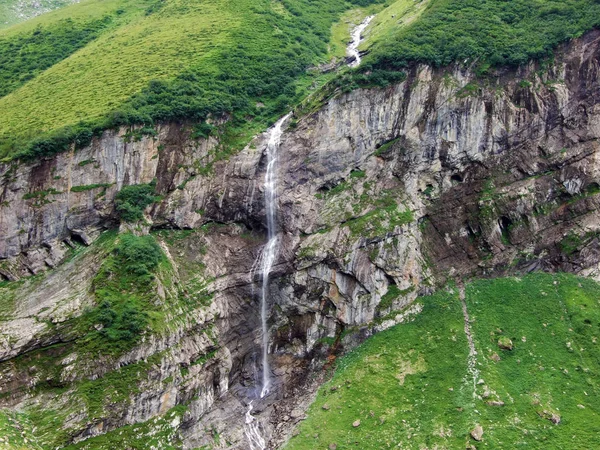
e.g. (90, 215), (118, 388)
(347, 15), (374, 68)
(259, 112), (290, 398)
(244, 112), (290, 450)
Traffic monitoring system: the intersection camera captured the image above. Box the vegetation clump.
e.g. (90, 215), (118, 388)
(376, 284), (414, 313)
(70, 183), (111, 192)
(114, 181), (160, 222)
(114, 232), (163, 276)
(346, 203), (413, 238)
(78, 232), (164, 354)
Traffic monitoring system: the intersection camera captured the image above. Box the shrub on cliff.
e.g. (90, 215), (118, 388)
(115, 233), (163, 277)
(96, 299), (148, 343)
(115, 181), (160, 223)
(80, 233), (165, 354)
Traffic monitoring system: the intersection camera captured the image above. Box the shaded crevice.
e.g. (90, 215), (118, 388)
(384, 272), (396, 287)
(451, 173), (463, 184)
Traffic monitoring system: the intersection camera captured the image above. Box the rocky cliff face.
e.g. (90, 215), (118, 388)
(0, 30), (599, 449)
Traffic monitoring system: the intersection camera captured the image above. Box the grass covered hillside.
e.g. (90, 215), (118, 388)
(2, 0), (599, 162)
(286, 273), (600, 449)
(362, 0), (600, 71)
(0, 0), (383, 161)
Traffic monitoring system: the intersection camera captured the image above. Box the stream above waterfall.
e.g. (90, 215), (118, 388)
(347, 15), (374, 67)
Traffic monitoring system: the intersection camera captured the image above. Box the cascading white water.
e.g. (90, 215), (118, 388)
(244, 402), (266, 450)
(258, 112), (290, 398)
(244, 113), (290, 450)
(259, 237), (277, 398)
(347, 15), (374, 68)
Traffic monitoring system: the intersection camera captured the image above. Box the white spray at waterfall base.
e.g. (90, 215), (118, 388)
(244, 113), (291, 450)
(347, 15), (374, 68)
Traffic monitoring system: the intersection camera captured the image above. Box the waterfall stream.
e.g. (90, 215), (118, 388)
(243, 15), (374, 445)
(243, 14), (373, 447)
(244, 402), (266, 450)
(244, 113), (290, 450)
(347, 15), (374, 68)
(259, 112), (290, 398)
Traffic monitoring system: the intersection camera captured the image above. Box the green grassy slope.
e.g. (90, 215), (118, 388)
(1, 0), (598, 161)
(0, 7), (143, 98)
(466, 274), (600, 447)
(0, 409), (43, 449)
(360, 0), (429, 54)
(0, 0), (383, 160)
(364, 0), (600, 71)
(0, 0), (235, 137)
(0, 0), (152, 102)
(286, 273), (600, 449)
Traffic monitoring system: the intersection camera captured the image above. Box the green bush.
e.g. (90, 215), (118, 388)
(114, 181), (159, 222)
(11, 120), (105, 160)
(70, 183), (111, 192)
(96, 299), (148, 343)
(351, 69), (408, 88)
(115, 233), (163, 276)
(191, 122), (215, 140)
